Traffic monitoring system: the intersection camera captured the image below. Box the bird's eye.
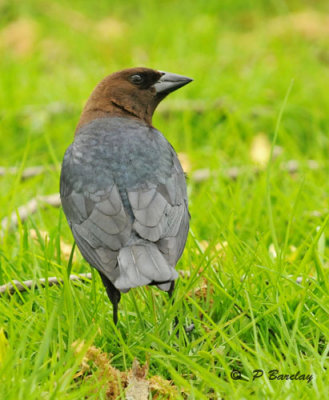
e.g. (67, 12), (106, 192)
(130, 74), (144, 85)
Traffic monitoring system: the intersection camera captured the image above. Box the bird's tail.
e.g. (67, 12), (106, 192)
(114, 244), (178, 293)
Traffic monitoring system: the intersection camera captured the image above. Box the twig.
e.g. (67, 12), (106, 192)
(0, 273), (92, 295)
(191, 159), (320, 183)
(1, 194), (61, 233)
(0, 166), (58, 180)
(0, 159), (320, 186)
(0, 269), (202, 295)
(280, 159), (319, 173)
(0, 159), (321, 235)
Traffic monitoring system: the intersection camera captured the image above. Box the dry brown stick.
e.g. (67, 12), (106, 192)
(0, 268), (308, 297)
(0, 271), (188, 296)
(0, 269), (199, 296)
(1, 194), (61, 233)
(0, 165), (58, 180)
(0, 159), (321, 234)
(191, 159), (320, 183)
(0, 273), (93, 295)
(0, 159), (320, 185)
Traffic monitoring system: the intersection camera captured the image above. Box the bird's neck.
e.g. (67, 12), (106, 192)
(76, 99), (153, 133)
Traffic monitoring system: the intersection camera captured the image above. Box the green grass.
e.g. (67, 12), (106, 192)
(1, 0), (329, 398)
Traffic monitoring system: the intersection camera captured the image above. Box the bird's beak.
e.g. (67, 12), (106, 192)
(154, 71), (193, 95)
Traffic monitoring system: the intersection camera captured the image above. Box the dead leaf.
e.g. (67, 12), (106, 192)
(269, 10), (329, 40)
(58, 239), (78, 260)
(125, 359), (149, 400)
(73, 341), (126, 399)
(250, 133), (271, 167)
(198, 240), (209, 253)
(0, 18), (38, 58)
(94, 17), (127, 40)
(149, 375), (178, 399)
(192, 168), (210, 183)
(177, 152), (191, 173)
(269, 243), (277, 259)
(73, 343), (178, 399)
(188, 276), (214, 304)
(30, 229), (49, 242)
(198, 240), (228, 258)
(29, 229), (76, 261)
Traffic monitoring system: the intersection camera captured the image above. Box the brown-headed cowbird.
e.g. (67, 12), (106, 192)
(60, 67), (192, 324)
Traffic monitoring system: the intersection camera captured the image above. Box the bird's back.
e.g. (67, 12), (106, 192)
(60, 117), (189, 292)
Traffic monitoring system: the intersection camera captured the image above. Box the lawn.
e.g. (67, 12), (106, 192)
(1, 0), (329, 398)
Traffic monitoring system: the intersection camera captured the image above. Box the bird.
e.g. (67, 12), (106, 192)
(60, 67), (192, 324)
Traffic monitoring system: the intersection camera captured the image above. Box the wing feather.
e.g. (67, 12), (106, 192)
(127, 149), (189, 267)
(61, 182), (131, 278)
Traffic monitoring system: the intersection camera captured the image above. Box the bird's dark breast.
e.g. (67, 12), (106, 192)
(62, 117), (173, 213)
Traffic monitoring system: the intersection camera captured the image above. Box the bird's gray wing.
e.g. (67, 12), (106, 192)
(60, 163), (132, 282)
(127, 148), (189, 268)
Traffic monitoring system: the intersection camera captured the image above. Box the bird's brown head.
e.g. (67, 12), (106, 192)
(76, 67), (193, 131)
